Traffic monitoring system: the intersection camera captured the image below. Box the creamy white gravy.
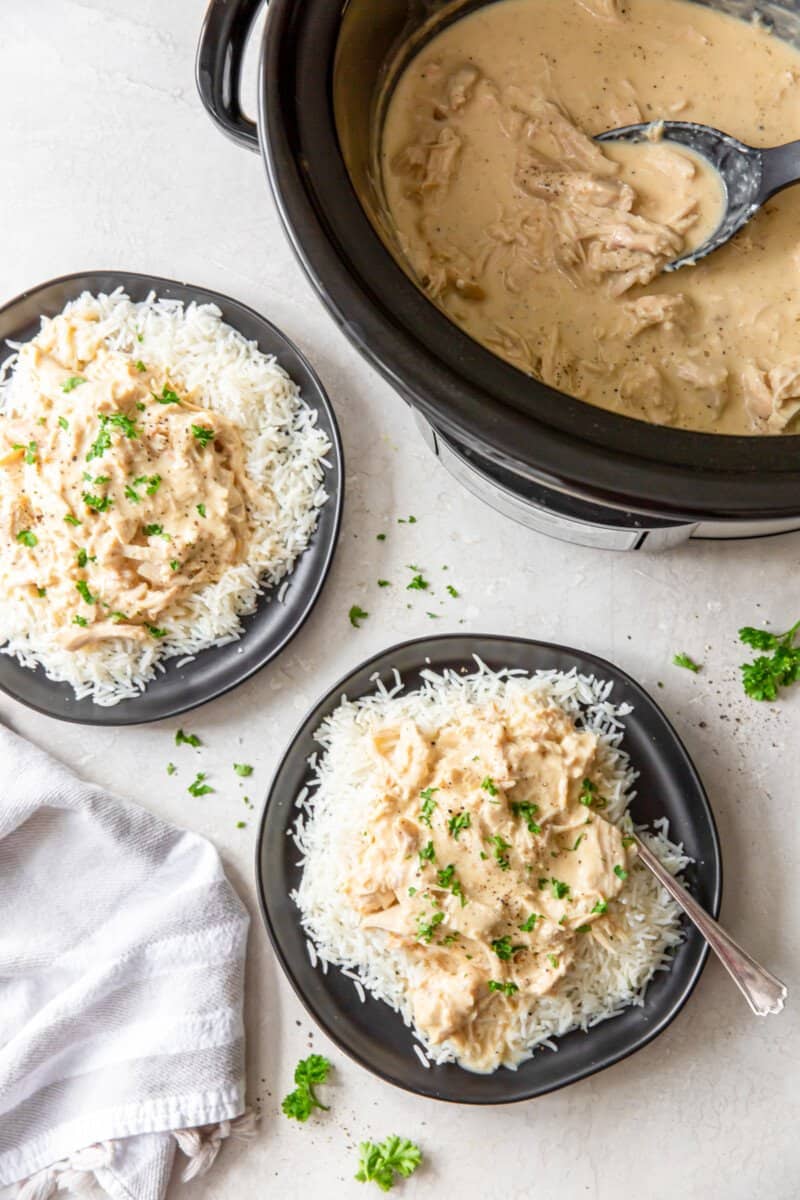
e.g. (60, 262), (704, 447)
(380, 0), (800, 434)
(343, 697), (633, 1073)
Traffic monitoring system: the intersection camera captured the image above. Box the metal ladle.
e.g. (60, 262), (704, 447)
(597, 120), (800, 271)
(633, 834), (787, 1016)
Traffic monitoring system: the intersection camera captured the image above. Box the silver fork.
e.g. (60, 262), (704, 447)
(633, 834), (787, 1017)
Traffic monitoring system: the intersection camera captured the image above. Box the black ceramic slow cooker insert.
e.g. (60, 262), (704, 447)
(196, 0), (800, 550)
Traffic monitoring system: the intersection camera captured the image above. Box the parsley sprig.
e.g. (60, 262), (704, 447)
(355, 1135), (421, 1192)
(281, 1054), (331, 1122)
(739, 619), (800, 701)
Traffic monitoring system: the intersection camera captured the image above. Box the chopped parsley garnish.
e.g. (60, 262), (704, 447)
(376, 533), (386, 541)
(673, 652), (701, 673)
(491, 936), (522, 961)
(397, 515), (417, 524)
(234, 762), (253, 777)
(447, 811), (471, 839)
(510, 800), (540, 833)
(92, 475), (110, 486)
(143, 523), (169, 539)
(61, 376), (86, 392)
(355, 1135), (421, 1191)
(110, 611), (130, 623)
(739, 618), (800, 701)
(36, 587), (46, 597)
(406, 573), (429, 591)
(519, 913), (540, 933)
(75, 579), (97, 605)
(187, 772), (213, 796)
(578, 778), (607, 809)
(136, 401), (146, 411)
(547, 954), (560, 969)
(281, 1054), (331, 1122)
(86, 412), (138, 462)
(124, 484), (141, 502)
(170, 559), (180, 571)
(481, 776), (498, 797)
(58, 416), (69, 431)
(550, 878), (570, 900)
(196, 503), (206, 518)
(416, 909), (445, 943)
(435, 864), (466, 905)
(153, 385), (181, 405)
(614, 864), (629, 881)
(63, 513), (80, 526)
(446, 584), (459, 598)
(191, 423), (214, 448)
(135, 360), (147, 372)
(16, 529), (37, 548)
(419, 787), (438, 826)
(236, 820), (247, 829)
(622, 835), (635, 848)
(488, 980), (518, 996)
(137, 474), (161, 495)
(490, 833), (511, 870)
(377, 578), (390, 587)
(82, 492), (113, 513)
(571, 834), (585, 851)
(72, 614), (88, 627)
(591, 899), (608, 914)
(166, 762), (177, 775)
(22, 441), (38, 464)
(86, 425), (111, 461)
(576, 924), (592, 934)
(418, 840), (436, 866)
(408, 886), (417, 897)
(145, 624), (167, 638)
(349, 604), (369, 628)
(175, 728), (201, 747)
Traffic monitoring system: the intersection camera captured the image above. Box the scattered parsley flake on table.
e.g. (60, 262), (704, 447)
(233, 762), (253, 777)
(355, 1136), (422, 1192)
(166, 762), (176, 776)
(175, 728), (201, 747)
(281, 1054), (331, 1122)
(349, 604), (369, 628)
(187, 772), (213, 797)
(739, 619), (800, 700)
(673, 652), (701, 673)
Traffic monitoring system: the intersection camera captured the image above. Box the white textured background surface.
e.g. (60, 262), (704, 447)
(1, 2), (798, 1197)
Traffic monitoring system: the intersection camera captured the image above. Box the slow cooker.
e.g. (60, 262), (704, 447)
(196, 0), (800, 551)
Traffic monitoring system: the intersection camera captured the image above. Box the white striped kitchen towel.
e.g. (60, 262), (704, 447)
(0, 724), (254, 1200)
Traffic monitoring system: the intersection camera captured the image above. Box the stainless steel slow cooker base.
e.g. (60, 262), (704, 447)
(415, 414), (800, 550)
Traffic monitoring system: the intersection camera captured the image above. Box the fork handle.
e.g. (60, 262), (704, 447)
(634, 835), (787, 1017)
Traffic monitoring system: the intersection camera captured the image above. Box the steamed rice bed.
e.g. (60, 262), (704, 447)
(0, 290), (330, 705)
(293, 660), (689, 1072)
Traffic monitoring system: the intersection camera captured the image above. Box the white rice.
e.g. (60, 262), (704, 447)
(0, 289), (331, 705)
(293, 658), (690, 1071)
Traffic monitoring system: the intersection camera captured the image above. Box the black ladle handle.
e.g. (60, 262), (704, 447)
(196, 0), (266, 152)
(760, 139), (800, 202)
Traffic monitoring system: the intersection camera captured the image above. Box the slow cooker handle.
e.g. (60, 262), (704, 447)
(196, 0), (264, 152)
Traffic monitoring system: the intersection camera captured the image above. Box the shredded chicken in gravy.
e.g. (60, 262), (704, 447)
(1, 314), (256, 648)
(343, 696), (633, 1072)
(380, 0), (800, 433)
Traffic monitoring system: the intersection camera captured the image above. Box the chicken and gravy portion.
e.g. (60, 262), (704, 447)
(1, 312), (256, 649)
(343, 696), (634, 1073)
(379, 0), (800, 433)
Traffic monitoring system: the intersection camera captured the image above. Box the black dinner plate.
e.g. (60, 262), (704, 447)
(0, 270), (343, 726)
(256, 634), (722, 1104)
